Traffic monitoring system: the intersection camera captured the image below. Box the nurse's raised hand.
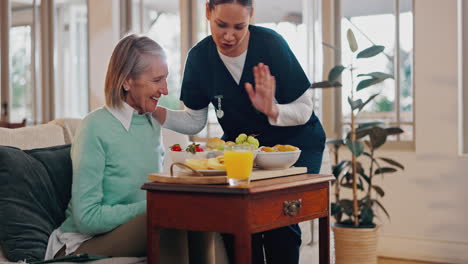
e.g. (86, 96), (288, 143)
(245, 63), (279, 121)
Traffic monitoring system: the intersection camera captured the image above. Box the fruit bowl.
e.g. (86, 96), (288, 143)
(254, 149), (301, 170)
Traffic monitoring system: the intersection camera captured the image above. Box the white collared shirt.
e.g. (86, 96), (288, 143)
(105, 102), (139, 132)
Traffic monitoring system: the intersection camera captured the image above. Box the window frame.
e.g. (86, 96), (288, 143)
(326, 0), (415, 150)
(460, 0), (468, 155)
(0, 0), (47, 124)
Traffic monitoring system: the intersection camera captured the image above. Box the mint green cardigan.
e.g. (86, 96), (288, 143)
(60, 108), (164, 234)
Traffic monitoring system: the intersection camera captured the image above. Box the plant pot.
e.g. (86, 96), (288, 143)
(332, 224), (380, 264)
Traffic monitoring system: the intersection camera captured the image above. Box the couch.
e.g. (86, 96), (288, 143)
(0, 118), (332, 264)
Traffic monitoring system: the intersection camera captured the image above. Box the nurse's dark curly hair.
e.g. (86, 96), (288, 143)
(208, 0), (253, 10)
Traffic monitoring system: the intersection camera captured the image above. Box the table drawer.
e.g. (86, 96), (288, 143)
(250, 187), (328, 228)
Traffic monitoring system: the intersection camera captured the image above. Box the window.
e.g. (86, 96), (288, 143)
(1, 0), (89, 124)
(54, 0), (89, 118)
(130, 0), (182, 111)
(338, 0), (414, 143)
(9, 0), (35, 123)
(10, 25), (33, 123)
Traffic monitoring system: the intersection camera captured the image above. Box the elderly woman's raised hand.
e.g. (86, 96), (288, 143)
(244, 63), (279, 121)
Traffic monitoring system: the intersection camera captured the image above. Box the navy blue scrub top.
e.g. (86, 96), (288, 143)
(180, 25), (326, 172)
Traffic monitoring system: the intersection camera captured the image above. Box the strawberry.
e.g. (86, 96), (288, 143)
(170, 144), (182, 152)
(195, 146), (204, 152)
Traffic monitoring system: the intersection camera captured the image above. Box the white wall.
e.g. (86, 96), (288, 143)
(374, 0), (468, 263)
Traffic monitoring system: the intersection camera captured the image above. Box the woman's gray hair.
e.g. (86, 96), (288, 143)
(104, 34), (166, 108)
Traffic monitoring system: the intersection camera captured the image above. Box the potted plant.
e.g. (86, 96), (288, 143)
(313, 29), (405, 264)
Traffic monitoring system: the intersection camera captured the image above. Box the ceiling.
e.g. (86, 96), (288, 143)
(10, 0), (413, 23)
(143, 0), (412, 24)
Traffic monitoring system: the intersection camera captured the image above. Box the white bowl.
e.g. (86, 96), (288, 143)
(170, 150), (208, 164)
(254, 150), (301, 170)
(169, 150), (224, 164)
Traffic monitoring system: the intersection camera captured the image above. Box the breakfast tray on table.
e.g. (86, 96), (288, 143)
(147, 163), (307, 185)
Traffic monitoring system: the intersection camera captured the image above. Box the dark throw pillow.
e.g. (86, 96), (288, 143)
(0, 144), (72, 262)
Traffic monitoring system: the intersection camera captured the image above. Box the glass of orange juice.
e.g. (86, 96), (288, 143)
(224, 144), (255, 186)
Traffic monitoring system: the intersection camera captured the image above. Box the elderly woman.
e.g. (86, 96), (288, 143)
(43, 35), (208, 263)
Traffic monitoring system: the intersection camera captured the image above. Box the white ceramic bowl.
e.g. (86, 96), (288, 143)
(254, 149), (301, 170)
(170, 150), (225, 164)
(170, 151), (208, 164)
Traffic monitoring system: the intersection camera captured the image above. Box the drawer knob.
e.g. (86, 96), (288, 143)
(283, 199), (302, 216)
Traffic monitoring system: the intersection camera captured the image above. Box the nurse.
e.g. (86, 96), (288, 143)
(152, 0), (326, 263)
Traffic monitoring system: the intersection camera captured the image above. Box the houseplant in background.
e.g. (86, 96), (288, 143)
(313, 28), (405, 264)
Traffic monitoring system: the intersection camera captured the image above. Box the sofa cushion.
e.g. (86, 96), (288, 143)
(0, 144), (72, 262)
(48, 118), (82, 145)
(0, 124), (65, 150)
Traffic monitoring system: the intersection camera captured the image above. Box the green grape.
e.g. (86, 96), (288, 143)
(247, 136), (260, 149)
(216, 144), (225, 151)
(252, 138), (260, 149)
(235, 133), (247, 144)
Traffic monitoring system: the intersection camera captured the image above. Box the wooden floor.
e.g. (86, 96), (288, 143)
(379, 257), (450, 264)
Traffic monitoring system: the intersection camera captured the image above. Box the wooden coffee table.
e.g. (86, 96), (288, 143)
(142, 174), (334, 264)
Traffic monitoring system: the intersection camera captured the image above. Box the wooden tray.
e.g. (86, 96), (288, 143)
(147, 167), (307, 185)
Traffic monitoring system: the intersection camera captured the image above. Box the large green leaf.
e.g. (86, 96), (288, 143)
(348, 97), (363, 110)
(358, 93), (380, 112)
(358, 121), (384, 130)
(310, 81), (342, 89)
(344, 172), (353, 182)
(357, 45), (385, 58)
(356, 78), (386, 91)
(331, 202), (343, 223)
(359, 171), (370, 185)
(331, 202), (341, 215)
(375, 167), (398, 175)
(369, 126), (388, 149)
(354, 127), (372, 140)
(347, 29), (358, 52)
(378, 157), (405, 170)
(372, 185), (385, 197)
(373, 199), (391, 220)
(340, 199), (354, 216)
(357, 72), (393, 79)
(359, 206), (374, 225)
(346, 140), (364, 157)
(356, 161), (364, 174)
(385, 127), (404, 135)
(328, 65), (346, 82)
(333, 160), (351, 178)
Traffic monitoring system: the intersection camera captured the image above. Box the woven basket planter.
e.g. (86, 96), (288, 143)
(332, 225), (380, 264)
